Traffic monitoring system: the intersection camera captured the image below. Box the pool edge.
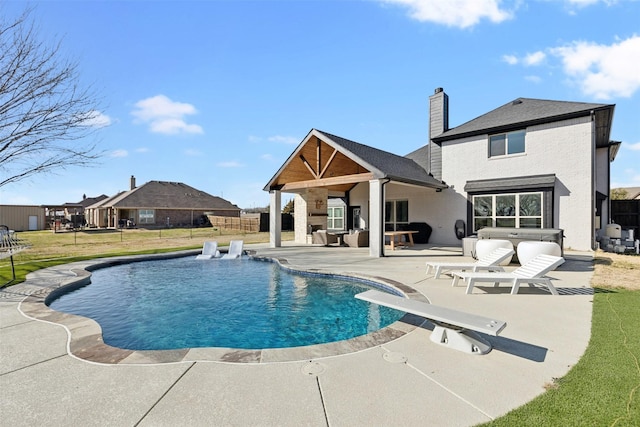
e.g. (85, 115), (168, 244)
(18, 250), (427, 365)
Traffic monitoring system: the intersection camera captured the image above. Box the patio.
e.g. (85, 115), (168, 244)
(0, 242), (595, 426)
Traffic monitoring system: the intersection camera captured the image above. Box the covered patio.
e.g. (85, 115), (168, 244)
(264, 129), (447, 257)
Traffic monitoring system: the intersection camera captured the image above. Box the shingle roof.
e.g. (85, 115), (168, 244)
(90, 181), (239, 210)
(315, 130), (446, 188)
(433, 98), (613, 142)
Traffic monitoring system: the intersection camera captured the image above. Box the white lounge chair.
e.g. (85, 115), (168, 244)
(221, 240), (243, 259)
(451, 254), (565, 295)
(425, 247), (515, 279)
(195, 241), (220, 260)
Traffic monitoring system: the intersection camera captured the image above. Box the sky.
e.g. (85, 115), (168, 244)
(1, 0), (639, 210)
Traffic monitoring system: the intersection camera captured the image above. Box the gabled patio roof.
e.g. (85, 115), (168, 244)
(263, 129), (446, 194)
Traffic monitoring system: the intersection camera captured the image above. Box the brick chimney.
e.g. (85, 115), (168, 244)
(130, 175), (136, 190)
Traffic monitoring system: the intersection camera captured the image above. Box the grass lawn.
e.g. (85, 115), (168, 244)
(2, 231), (639, 424)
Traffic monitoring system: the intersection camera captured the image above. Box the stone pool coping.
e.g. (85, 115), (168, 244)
(17, 250), (427, 365)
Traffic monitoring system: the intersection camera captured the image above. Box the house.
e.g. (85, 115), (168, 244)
(265, 88), (619, 257)
(85, 176), (240, 228)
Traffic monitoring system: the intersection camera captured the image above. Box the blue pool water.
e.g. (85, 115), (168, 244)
(48, 257), (405, 350)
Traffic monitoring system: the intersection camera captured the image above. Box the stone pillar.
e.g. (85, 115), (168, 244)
(294, 188), (329, 244)
(369, 179), (385, 257)
(269, 190), (281, 248)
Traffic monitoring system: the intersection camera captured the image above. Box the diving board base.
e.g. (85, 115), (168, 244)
(430, 326), (492, 355)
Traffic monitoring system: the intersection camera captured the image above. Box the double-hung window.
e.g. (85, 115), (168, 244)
(327, 206), (344, 230)
(138, 209), (155, 224)
(489, 130), (525, 157)
(473, 192), (542, 232)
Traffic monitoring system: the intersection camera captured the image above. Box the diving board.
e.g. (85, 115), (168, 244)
(355, 290), (507, 355)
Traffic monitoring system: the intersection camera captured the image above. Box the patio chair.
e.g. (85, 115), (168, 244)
(344, 230), (369, 248)
(450, 254), (565, 295)
(221, 240), (244, 259)
(312, 230), (339, 246)
(426, 247), (514, 279)
(195, 241), (220, 260)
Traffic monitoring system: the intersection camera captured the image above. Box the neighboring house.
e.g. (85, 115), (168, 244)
(265, 88), (619, 257)
(85, 176), (240, 228)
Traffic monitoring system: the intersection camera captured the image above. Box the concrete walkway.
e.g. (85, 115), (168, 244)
(0, 243), (595, 426)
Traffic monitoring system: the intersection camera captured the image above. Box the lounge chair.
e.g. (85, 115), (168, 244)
(195, 241), (220, 260)
(221, 240), (244, 259)
(451, 254), (565, 295)
(343, 230), (369, 248)
(425, 247), (515, 279)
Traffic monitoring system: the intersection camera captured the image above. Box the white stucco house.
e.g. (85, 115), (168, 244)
(264, 88), (619, 257)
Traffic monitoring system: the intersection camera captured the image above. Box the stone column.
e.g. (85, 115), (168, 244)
(269, 190), (281, 248)
(369, 179), (385, 257)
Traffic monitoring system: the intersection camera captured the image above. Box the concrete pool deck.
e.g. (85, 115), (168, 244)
(0, 243), (595, 426)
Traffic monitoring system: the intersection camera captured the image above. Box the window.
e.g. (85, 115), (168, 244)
(473, 193), (542, 231)
(385, 200), (409, 231)
(327, 207), (344, 230)
(489, 130), (525, 157)
(138, 209), (155, 224)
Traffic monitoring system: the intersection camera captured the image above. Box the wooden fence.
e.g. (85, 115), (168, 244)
(207, 215), (260, 232)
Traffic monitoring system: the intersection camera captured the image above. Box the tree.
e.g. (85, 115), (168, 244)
(0, 7), (106, 188)
(611, 188), (628, 200)
(282, 198), (294, 214)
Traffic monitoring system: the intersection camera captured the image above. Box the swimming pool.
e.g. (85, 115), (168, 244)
(48, 256), (405, 350)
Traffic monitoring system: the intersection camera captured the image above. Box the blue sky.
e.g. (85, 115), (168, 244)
(1, 0), (639, 209)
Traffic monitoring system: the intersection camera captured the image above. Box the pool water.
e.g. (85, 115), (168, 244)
(48, 257), (405, 350)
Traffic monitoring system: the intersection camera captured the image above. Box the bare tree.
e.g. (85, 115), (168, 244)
(0, 7), (106, 188)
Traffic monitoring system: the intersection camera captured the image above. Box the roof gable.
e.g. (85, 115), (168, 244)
(264, 129), (445, 193)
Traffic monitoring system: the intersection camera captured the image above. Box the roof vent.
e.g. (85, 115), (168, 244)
(512, 99), (523, 105)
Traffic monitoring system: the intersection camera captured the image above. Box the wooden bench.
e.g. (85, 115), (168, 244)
(355, 290), (507, 355)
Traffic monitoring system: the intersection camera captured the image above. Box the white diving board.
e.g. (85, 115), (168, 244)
(355, 290), (507, 355)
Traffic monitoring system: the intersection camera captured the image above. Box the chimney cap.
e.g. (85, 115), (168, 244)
(434, 87), (444, 94)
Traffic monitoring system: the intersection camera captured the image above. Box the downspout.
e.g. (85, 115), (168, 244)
(590, 110), (597, 250)
(380, 178), (391, 257)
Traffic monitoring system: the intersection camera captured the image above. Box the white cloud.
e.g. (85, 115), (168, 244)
(184, 149), (202, 156)
(502, 54), (518, 65)
(525, 75), (542, 83)
(135, 147), (150, 153)
(524, 51), (546, 66)
(248, 135), (262, 143)
(550, 35), (640, 99)
(268, 135), (299, 144)
(217, 161), (244, 168)
(626, 142), (640, 151)
(382, 0), (512, 29)
(110, 149), (128, 158)
(261, 153), (274, 161)
(131, 95), (204, 135)
(79, 110), (112, 128)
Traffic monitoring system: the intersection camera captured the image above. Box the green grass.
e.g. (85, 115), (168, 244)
(483, 288), (640, 426)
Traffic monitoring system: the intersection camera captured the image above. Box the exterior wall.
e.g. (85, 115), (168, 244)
(0, 205), (46, 231)
(440, 116), (595, 250)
